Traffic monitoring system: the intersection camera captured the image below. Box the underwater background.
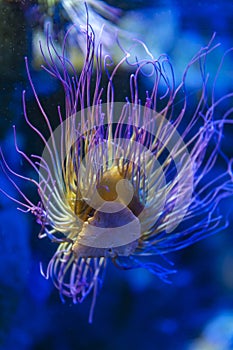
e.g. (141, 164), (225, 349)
(0, 0), (233, 349)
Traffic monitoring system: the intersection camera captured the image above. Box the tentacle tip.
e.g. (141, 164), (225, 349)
(39, 262), (48, 279)
(60, 293), (66, 304)
(72, 296), (77, 305)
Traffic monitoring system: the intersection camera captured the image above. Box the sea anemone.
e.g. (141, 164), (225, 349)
(1, 19), (233, 323)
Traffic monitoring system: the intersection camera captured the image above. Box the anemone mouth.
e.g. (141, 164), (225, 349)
(72, 162), (145, 223)
(97, 164), (145, 216)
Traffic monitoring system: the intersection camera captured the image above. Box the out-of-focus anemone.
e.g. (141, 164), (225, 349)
(1, 20), (233, 323)
(32, 0), (124, 68)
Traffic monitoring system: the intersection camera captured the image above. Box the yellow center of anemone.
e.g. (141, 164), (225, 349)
(73, 165), (144, 222)
(97, 166), (126, 201)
